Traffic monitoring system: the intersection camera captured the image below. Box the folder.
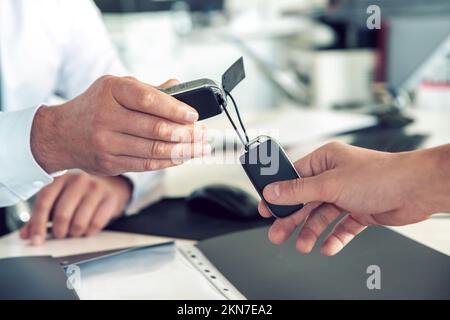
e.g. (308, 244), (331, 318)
(197, 225), (450, 299)
(0, 256), (78, 300)
(1, 225), (449, 299)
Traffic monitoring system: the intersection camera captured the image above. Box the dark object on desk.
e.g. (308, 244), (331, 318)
(198, 225), (450, 299)
(186, 184), (260, 221)
(0, 207), (8, 237)
(350, 128), (427, 152)
(108, 198), (271, 240)
(373, 108), (414, 129)
(0, 256), (79, 300)
(94, 0), (224, 13)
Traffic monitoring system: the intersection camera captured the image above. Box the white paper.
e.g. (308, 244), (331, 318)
(75, 243), (226, 300)
(0, 231), (179, 259)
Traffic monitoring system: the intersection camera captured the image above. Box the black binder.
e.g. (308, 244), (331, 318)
(0, 256), (78, 300)
(197, 225), (450, 299)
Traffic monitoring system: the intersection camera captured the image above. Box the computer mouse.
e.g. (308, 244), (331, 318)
(186, 184), (260, 221)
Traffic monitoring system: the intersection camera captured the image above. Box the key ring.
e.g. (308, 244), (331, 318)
(222, 90), (250, 151)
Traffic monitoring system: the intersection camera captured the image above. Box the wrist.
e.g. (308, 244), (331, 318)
(30, 105), (73, 173)
(413, 146), (450, 214)
(103, 176), (133, 216)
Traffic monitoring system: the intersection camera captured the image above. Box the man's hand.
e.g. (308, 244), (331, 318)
(259, 142), (450, 256)
(30, 77), (210, 175)
(20, 172), (132, 245)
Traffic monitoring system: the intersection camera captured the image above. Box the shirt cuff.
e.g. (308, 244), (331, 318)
(0, 106), (55, 200)
(121, 171), (165, 215)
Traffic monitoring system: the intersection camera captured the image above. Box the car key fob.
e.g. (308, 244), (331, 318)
(160, 57), (246, 121)
(160, 79), (225, 120)
(239, 136), (304, 218)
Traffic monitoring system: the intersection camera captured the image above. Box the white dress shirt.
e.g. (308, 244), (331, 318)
(0, 0), (163, 211)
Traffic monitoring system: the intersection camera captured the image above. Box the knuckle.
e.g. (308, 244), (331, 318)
(153, 120), (169, 139)
(149, 141), (166, 157)
(136, 88), (151, 106)
(291, 178), (304, 197)
(73, 172), (88, 184)
(34, 200), (52, 213)
(123, 75), (138, 82)
(90, 220), (103, 231)
(98, 75), (117, 90)
(91, 131), (109, 151)
(55, 214), (70, 225)
(71, 222), (86, 235)
(100, 159), (116, 175)
(88, 180), (101, 192)
(143, 159), (161, 171)
(324, 141), (343, 151)
(93, 153), (116, 175)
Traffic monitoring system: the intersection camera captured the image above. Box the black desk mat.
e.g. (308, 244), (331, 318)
(107, 198), (273, 241)
(198, 225), (450, 299)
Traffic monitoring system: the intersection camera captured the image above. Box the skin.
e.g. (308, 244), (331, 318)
(30, 76), (211, 176)
(21, 78), (211, 245)
(259, 142), (450, 256)
(20, 172), (131, 245)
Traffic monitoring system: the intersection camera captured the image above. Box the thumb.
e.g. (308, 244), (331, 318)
(263, 172), (335, 205)
(157, 78), (180, 89)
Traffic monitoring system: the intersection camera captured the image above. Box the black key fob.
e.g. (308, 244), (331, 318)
(239, 136), (304, 218)
(161, 79), (225, 120)
(160, 57), (246, 121)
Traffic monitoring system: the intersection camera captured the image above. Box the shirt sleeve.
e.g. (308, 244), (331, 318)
(0, 106), (54, 207)
(54, 0), (164, 213)
(54, 0), (126, 97)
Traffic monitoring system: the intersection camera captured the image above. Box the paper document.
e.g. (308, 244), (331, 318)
(0, 231), (174, 259)
(75, 243), (238, 300)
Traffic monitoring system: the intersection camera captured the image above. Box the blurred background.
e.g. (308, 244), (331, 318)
(93, 0), (450, 111)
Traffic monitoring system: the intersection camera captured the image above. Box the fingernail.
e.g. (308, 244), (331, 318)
(185, 110), (198, 122)
(31, 234), (43, 246)
(266, 184), (280, 199)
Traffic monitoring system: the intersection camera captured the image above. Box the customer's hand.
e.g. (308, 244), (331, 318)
(259, 142), (450, 256)
(20, 172), (132, 245)
(30, 77), (210, 175)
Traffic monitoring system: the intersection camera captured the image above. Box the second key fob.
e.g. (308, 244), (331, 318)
(239, 136), (304, 218)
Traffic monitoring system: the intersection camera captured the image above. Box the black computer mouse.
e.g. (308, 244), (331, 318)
(186, 184), (260, 221)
